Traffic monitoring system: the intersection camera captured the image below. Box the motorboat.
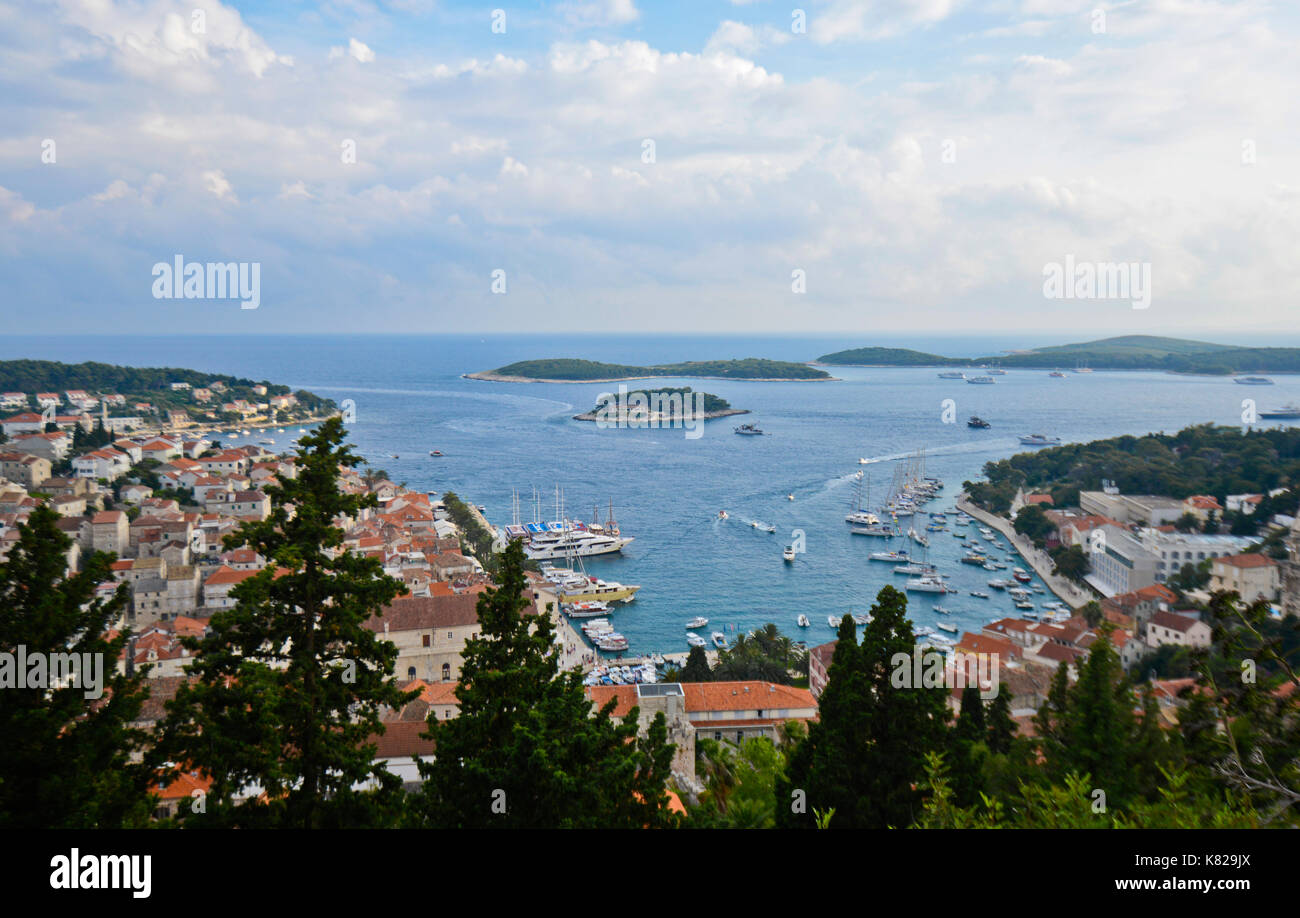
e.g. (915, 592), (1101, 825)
(1234, 376), (1274, 386)
(686, 632), (706, 648)
(905, 575), (951, 593)
(430, 450), (444, 456)
(783, 545), (797, 562)
(797, 614), (810, 628)
(1018, 434), (1062, 446)
(1260, 404), (1300, 419)
(969, 590), (990, 599)
(734, 424), (764, 435)
(686, 616), (709, 629)
(936, 622), (958, 634)
(827, 615), (841, 629)
(966, 376), (995, 385)
(718, 510), (728, 520)
(712, 632), (729, 649)
(967, 416), (991, 429)
(787, 493), (795, 501)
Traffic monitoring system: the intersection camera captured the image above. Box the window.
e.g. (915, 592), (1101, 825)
(447, 631), (453, 639)
(737, 732), (744, 744)
(442, 663), (451, 681)
(407, 666), (416, 681)
(422, 634), (430, 647)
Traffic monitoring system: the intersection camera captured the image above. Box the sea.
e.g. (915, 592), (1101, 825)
(6, 332), (1300, 659)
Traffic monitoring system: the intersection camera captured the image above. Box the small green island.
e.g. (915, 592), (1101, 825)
(572, 387), (749, 422)
(815, 335), (1300, 375)
(466, 357), (833, 383)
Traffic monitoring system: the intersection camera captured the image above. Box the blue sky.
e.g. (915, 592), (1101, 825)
(2, 1), (1298, 335)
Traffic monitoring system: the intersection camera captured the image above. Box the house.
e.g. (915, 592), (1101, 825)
(1225, 493), (1264, 515)
(1182, 495), (1224, 522)
(34, 393), (60, 408)
(198, 451), (250, 476)
(202, 565), (262, 609)
(0, 393), (25, 409)
(1, 412), (46, 437)
(204, 489), (270, 520)
(90, 510), (130, 555)
(361, 592), (523, 685)
(72, 448), (131, 480)
(120, 483), (154, 504)
(9, 431), (72, 461)
(1208, 553), (1280, 603)
(1145, 611), (1212, 650)
(138, 438), (181, 462)
(0, 453), (51, 489)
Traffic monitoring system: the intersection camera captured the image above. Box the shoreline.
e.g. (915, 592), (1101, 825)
(571, 408), (750, 422)
(122, 412), (337, 441)
(464, 371), (839, 383)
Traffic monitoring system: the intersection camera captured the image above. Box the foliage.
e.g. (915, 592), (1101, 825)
(491, 357), (831, 381)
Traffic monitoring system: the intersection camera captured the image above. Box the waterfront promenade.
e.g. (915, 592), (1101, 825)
(956, 496), (1096, 611)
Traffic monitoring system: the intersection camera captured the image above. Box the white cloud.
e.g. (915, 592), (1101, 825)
(330, 37), (375, 63)
(201, 170), (236, 201)
(559, 0), (640, 28)
(811, 0), (965, 44)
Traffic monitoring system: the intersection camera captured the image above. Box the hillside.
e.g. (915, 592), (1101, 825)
(469, 357), (832, 382)
(817, 336), (1300, 374)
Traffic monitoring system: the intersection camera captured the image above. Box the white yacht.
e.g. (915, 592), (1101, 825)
(686, 632), (706, 648)
(797, 614), (810, 628)
(686, 616), (709, 629)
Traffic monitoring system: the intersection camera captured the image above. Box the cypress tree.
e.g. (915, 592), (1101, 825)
(156, 417), (414, 828)
(411, 539), (678, 828)
(986, 687), (1016, 755)
(0, 505), (153, 827)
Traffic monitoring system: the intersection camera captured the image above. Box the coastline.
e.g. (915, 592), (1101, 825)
(571, 408), (750, 422)
(464, 371), (839, 383)
(125, 412), (337, 441)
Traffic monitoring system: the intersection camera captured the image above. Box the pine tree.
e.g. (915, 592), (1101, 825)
(679, 645), (712, 682)
(0, 505), (153, 827)
(411, 540), (678, 828)
(156, 417), (414, 828)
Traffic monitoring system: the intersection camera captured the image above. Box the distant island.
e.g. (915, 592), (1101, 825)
(572, 387), (749, 422)
(467, 357), (834, 383)
(816, 335), (1300, 375)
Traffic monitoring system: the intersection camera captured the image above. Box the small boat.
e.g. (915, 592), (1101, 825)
(858, 458), (870, 465)
(967, 416), (991, 429)
(1049, 370), (1066, 378)
(969, 590), (990, 599)
(915, 625), (937, 637)
(686, 616), (709, 629)
(787, 493), (795, 501)
(1234, 376), (1274, 386)
(717, 510), (728, 520)
(932, 605), (952, 615)
(1015, 601), (1035, 610)
(783, 545), (797, 562)
(905, 575), (950, 593)
(734, 424), (764, 435)
(937, 622), (958, 634)
(1018, 434), (1061, 446)
(258, 438), (275, 445)
(937, 371), (967, 380)
(852, 612), (871, 625)
(1013, 568), (1032, 583)
(430, 450), (444, 456)
(869, 550), (910, 562)
(712, 632), (729, 649)
(390, 454), (399, 459)
(827, 615), (841, 629)
(686, 632), (706, 648)
(966, 376), (995, 385)
(797, 614), (810, 628)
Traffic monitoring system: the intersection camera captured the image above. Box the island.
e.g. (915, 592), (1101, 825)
(466, 357), (834, 382)
(816, 335), (1300, 375)
(571, 387), (750, 422)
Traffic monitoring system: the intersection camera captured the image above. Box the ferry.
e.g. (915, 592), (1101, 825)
(1234, 376), (1274, 386)
(1018, 434), (1062, 446)
(797, 614), (810, 628)
(686, 616), (709, 629)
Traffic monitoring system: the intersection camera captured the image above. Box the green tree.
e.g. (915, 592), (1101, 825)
(0, 505), (154, 828)
(985, 689), (1016, 755)
(411, 540), (678, 828)
(1050, 545), (1090, 582)
(678, 645), (713, 682)
(156, 417), (414, 828)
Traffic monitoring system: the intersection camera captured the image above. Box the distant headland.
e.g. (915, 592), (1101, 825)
(466, 357), (835, 383)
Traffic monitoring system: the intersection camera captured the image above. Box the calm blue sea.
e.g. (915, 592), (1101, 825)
(6, 333), (1300, 657)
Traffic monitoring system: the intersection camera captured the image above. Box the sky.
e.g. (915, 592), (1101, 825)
(1, 0), (1298, 337)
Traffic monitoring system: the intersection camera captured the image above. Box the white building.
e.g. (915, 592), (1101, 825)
(1135, 530), (1259, 582)
(1084, 524), (1159, 598)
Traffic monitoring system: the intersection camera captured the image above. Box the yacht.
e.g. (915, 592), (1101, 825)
(686, 616), (709, 630)
(937, 371), (967, 380)
(894, 562), (938, 576)
(797, 614), (810, 628)
(1234, 376), (1274, 386)
(712, 632), (730, 649)
(987, 578), (1011, 590)
(850, 519), (898, 537)
(1049, 370), (1066, 378)
(1018, 434), (1062, 446)
(870, 549), (911, 562)
(966, 376), (995, 385)
(969, 590), (990, 599)
(936, 622), (959, 634)
(905, 575), (951, 593)
(1260, 404), (1300, 419)
(734, 423), (764, 435)
(960, 551), (989, 565)
(564, 601), (612, 619)
(686, 632), (706, 648)
(783, 545), (797, 562)
(430, 450), (444, 457)
(551, 573), (641, 604)
(827, 615), (841, 629)
(1013, 568), (1033, 583)
(967, 416), (991, 429)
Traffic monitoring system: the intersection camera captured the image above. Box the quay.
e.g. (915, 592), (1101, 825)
(956, 495), (1096, 611)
